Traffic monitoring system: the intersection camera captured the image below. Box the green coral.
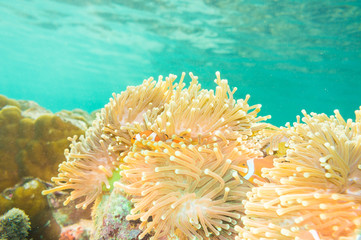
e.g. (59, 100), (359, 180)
(0, 208), (31, 240)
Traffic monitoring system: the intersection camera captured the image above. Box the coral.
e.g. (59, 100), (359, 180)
(18, 99), (94, 130)
(0, 178), (61, 239)
(92, 189), (143, 240)
(0, 95), (86, 191)
(44, 72), (269, 239)
(0, 94), (20, 109)
(0, 106), (22, 190)
(0, 208), (30, 240)
(55, 109), (98, 130)
(237, 108), (361, 240)
(59, 220), (91, 240)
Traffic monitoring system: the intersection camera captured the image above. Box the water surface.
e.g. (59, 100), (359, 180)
(1, 0), (361, 126)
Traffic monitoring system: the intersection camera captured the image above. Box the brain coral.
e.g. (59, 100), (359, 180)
(44, 72), (270, 239)
(237, 109), (361, 240)
(0, 96), (85, 191)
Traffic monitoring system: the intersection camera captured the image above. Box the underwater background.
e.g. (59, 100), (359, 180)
(1, 0), (361, 126)
(1, 1), (361, 240)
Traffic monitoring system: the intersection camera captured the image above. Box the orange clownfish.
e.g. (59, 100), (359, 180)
(239, 155), (275, 185)
(131, 130), (187, 145)
(165, 134), (185, 144)
(131, 130), (161, 144)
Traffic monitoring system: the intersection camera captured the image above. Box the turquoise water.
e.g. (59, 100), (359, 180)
(1, 0), (360, 126)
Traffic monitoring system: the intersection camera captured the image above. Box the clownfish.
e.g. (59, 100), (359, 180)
(239, 155), (275, 185)
(131, 130), (161, 144)
(166, 134), (185, 144)
(131, 130), (187, 145)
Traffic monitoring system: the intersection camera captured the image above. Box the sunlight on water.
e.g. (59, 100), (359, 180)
(1, 0), (360, 125)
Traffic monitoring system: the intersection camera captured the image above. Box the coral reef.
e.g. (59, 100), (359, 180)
(0, 94), (20, 109)
(0, 208), (30, 240)
(42, 71), (360, 239)
(237, 109), (361, 239)
(0, 106), (22, 190)
(18, 98), (95, 130)
(92, 189), (143, 240)
(43, 72), (270, 239)
(0, 95), (88, 192)
(0, 178), (61, 239)
(59, 220), (92, 240)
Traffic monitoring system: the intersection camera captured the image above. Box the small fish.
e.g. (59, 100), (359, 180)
(239, 155), (275, 185)
(131, 131), (187, 145)
(165, 134), (185, 144)
(131, 130), (161, 143)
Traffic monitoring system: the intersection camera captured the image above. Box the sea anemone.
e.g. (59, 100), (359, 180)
(43, 72), (270, 238)
(114, 72), (270, 239)
(148, 72), (269, 143)
(237, 108), (361, 240)
(115, 139), (261, 239)
(42, 117), (118, 209)
(42, 74), (177, 209)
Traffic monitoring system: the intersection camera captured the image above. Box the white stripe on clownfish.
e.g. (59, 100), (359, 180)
(131, 130), (161, 144)
(238, 155), (275, 186)
(243, 159), (255, 180)
(309, 230), (321, 240)
(132, 131), (190, 145)
(297, 229), (321, 240)
(135, 133), (142, 141)
(148, 132), (158, 141)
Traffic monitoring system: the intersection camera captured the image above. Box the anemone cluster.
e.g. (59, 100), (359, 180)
(44, 72), (361, 239)
(44, 72), (270, 239)
(237, 109), (361, 240)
